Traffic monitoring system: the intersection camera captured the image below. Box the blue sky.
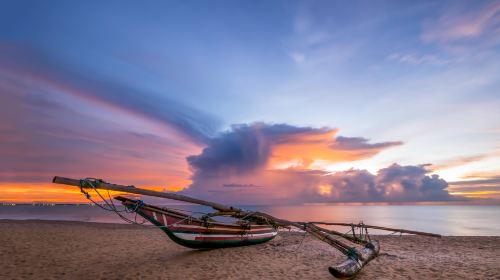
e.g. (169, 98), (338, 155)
(0, 0), (499, 203)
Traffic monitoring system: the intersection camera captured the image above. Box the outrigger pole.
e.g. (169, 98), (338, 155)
(53, 176), (439, 279)
(311, 222), (441, 238)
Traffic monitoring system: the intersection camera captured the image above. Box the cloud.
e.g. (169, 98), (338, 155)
(333, 136), (402, 151)
(187, 123), (401, 178)
(0, 42), (221, 196)
(0, 42), (220, 144)
(376, 164), (450, 201)
(462, 171), (500, 179)
(182, 123), (453, 204)
(449, 176), (500, 187)
(0, 72), (198, 191)
(183, 161), (455, 205)
(290, 52), (306, 64)
(301, 164), (452, 203)
(421, 2), (500, 44)
(448, 175), (500, 199)
(222, 183), (264, 188)
(387, 52), (450, 65)
(430, 154), (491, 171)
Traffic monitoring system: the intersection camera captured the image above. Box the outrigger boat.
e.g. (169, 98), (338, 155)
(53, 176), (441, 279)
(115, 196), (278, 249)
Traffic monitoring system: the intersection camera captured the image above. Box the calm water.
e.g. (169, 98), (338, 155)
(1, 204), (499, 236)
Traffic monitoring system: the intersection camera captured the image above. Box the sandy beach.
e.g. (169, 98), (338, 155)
(1, 220), (499, 280)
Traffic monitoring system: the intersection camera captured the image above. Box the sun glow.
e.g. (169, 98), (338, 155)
(318, 184), (333, 196)
(449, 191), (500, 199)
(0, 182), (185, 203)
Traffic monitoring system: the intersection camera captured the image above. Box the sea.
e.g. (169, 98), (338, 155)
(1, 204), (499, 236)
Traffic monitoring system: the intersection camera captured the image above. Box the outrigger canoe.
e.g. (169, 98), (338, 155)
(53, 176), (440, 279)
(115, 196), (277, 249)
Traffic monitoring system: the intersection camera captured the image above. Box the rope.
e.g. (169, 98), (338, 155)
(346, 247), (360, 261)
(78, 178), (206, 227)
(240, 211), (256, 220)
(78, 178), (146, 225)
(365, 227), (371, 242)
(171, 215), (193, 226)
(357, 221), (364, 240)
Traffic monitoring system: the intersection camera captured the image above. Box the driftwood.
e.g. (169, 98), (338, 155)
(52, 176), (439, 278)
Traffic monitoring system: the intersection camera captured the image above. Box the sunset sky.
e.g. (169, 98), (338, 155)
(1, 0), (499, 204)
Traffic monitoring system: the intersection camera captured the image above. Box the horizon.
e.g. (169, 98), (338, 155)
(3, 202), (500, 207)
(1, 0), (499, 205)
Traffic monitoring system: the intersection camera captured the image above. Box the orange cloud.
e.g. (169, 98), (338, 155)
(271, 130), (338, 168)
(269, 130), (402, 170)
(449, 191), (500, 199)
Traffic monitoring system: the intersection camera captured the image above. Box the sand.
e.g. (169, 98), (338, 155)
(1, 220), (499, 280)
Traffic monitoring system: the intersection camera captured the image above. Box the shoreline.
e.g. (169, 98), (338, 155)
(2, 220), (500, 279)
(2, 218), (500, 237)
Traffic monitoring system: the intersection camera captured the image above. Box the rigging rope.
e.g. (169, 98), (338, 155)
(78, 178), (213, 227)
(79, 178), (146, 225)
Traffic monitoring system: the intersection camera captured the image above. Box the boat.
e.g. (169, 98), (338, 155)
(115, 196), (278, 249)
(52, 176), (440, 279)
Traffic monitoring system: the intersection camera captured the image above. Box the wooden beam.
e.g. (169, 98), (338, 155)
(238, 211), (356, 255)
(52, 176), (239, 213)
(306, 223), (369, 246)
(311, 222), (441, 238)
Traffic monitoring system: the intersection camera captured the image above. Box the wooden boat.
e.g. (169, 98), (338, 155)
(115, 196), (277, 249)
(53, 176), (440, 279)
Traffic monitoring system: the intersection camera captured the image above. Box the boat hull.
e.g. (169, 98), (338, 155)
(116, 197), (278, 249)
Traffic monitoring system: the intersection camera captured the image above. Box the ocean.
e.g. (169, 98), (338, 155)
(1, 204), (499, 236)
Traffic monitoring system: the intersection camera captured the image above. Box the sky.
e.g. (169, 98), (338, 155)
(0, 0), (499, 204)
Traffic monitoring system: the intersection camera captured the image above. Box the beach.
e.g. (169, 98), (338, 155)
(1, 220), (499, 279)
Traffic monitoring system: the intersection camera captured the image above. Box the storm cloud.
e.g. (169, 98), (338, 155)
(310, 164), (452, 203)
(187, 123), (402, 178)
(185, 163), (454, 205)
(183, 123), (453, 204)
